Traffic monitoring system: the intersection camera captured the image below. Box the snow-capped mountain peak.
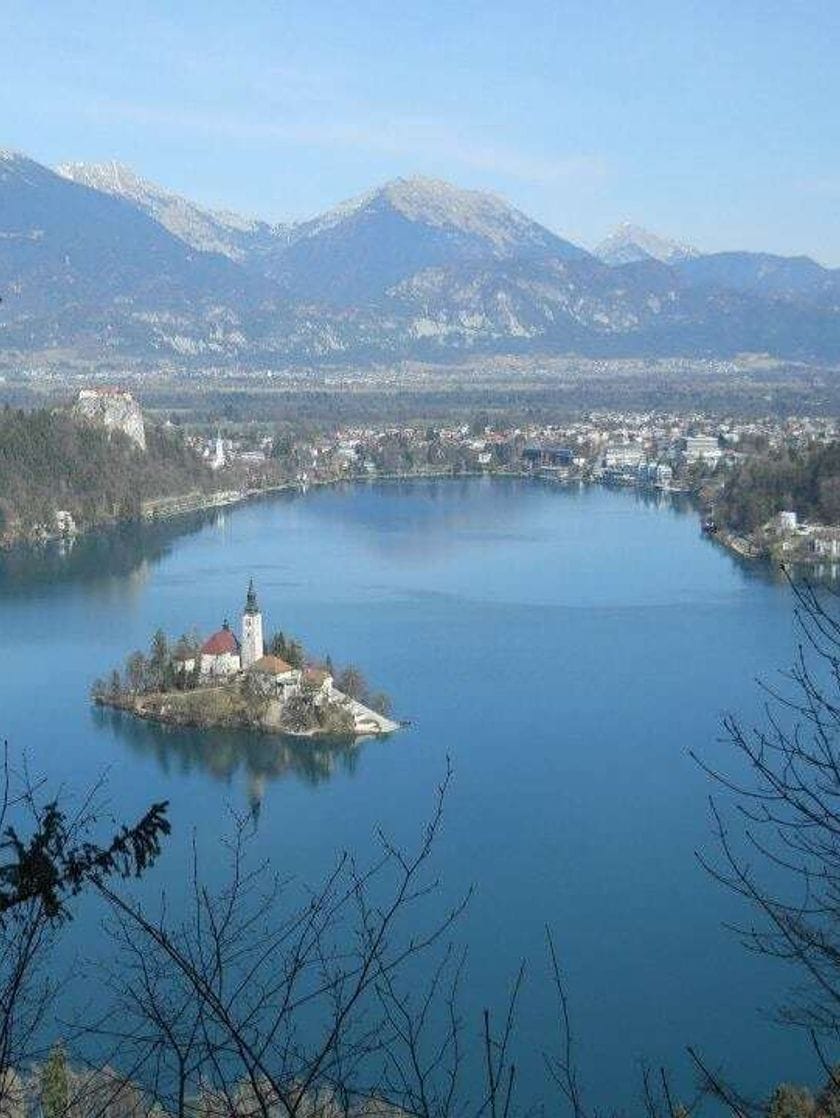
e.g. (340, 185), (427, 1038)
(594, 222), (698, 266)
(379, 175), (539, 248)
(56, 160), (285, 260)
(295, 174), (588, 261)
(57, 159), (144, 198)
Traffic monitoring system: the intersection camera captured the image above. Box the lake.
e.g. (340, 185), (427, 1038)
(0, 478), (816, 1107)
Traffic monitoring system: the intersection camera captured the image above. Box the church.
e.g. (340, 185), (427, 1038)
(152, 579), (399, 736)
(199, 579), (265, 678)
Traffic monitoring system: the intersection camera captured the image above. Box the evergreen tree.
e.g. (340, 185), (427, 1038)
(149, 629), (168, 688)
(125, 651), (148, 694)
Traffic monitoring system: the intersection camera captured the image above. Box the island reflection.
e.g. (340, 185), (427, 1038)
(92, 705), (371, 812)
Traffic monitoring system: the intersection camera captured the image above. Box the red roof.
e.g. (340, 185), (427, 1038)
(251, 655), (294, 675)
(304, 667), (330, 685)
(201, 627), (241, 656)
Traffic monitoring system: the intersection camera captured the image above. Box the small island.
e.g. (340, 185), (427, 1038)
(92, 580), (399, 738)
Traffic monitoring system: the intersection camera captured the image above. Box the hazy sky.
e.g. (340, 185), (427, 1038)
(4, 1), (840, 262)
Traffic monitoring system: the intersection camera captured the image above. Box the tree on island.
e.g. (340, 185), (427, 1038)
(125, 650), (148, 694)
(333, 664), (390, 713)
(334, 664), (366, 701)
(148, 628), (169, 690)
(267, 630), (304, 669)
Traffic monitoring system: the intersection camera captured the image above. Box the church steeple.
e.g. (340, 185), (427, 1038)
(241, 578), (264, 670)
(245, 578), (259, 615)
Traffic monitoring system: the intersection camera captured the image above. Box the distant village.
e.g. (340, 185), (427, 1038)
(179, 405), (836, 491)
(182, 405), (840, 555)
(33, 386), (840, 574)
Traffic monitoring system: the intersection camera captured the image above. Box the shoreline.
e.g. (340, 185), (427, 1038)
(6, 466), (833, 576)
(94, 693), (338, 740)
(0, 467), (521, 550)
(94, 690), (400, 741)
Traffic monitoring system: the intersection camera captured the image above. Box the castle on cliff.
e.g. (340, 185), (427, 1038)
(74, 387), (146, 450)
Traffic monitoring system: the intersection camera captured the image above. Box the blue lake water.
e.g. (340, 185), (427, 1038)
(0, 478), (815, 1106)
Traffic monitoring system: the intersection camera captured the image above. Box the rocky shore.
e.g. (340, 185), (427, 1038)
(96, 677), (400, 740)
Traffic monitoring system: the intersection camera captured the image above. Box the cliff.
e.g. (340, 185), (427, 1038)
(0, 405), (213, 546)
(74, 388), (147, 450)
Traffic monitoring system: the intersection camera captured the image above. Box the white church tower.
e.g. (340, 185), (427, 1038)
(241, 579), (264, 670)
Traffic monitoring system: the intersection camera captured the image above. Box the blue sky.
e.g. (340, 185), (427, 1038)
(3, 1), (840, 262)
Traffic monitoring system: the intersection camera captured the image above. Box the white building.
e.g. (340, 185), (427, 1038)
(603, 444), (645, 469)
(811, 532), (840, 558)
(677, 435), (721, 467)
(637, 462), (674, 486)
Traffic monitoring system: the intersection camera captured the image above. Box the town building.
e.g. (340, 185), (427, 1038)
(676, 435), (721, 467)
(637, 462), (674, 487)
(603, 444), (645, 469)
(522, 445), (574, 468)
(810, 530), (840, 558)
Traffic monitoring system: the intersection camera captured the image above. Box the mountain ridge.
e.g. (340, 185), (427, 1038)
(1, 149), (839, 365)
(57, 159), (287, 263)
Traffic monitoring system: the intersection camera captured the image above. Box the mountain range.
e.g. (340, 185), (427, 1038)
(1, 149), (839, 367)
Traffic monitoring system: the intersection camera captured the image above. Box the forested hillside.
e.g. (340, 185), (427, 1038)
(0, 406), (212, 543)
(716, 441), (840, 532)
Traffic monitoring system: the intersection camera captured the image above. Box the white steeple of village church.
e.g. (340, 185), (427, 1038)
(241, 579), (264, 670)
(210, 430), (225, 470)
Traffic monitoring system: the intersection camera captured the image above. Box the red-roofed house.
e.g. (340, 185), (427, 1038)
(200, 621), (241, 678)
(248, 654), (301, 699)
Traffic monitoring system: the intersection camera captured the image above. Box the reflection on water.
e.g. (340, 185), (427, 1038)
(0, 480), (803, 605)
(296, 478), (561, 561)
(91, 706), (371, 814)
(0, 475), (821, 1107)
(0, 510), (222, 598)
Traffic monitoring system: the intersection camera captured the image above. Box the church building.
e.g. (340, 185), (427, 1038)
(198, 580), (265, 678)
(199, 620), (241, 677)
